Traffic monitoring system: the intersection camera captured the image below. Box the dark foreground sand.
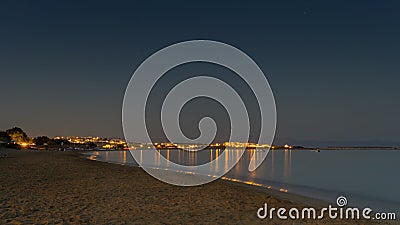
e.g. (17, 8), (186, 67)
(0, 148), (398, 225)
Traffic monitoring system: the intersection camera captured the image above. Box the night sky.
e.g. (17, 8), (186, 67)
(1, 1), (399, 145)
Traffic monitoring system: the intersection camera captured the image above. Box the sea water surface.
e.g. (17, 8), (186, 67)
(87, 149), (400, 214)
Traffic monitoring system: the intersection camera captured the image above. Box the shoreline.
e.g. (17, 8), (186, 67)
(1, 148), (398, 224)
(85, 149), (400, 212)
(82, 150), (330, 208)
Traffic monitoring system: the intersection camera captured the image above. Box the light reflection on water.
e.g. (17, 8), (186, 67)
(87, 149), (400, 213)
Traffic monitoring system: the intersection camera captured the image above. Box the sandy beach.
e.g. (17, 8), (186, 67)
(0, 148), (397, 225)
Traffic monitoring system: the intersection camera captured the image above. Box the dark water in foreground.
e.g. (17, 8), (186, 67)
(87, 149), (400, 213)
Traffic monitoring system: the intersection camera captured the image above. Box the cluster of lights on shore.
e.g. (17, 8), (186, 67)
(17, 136), (293, 150)
(57, 136), (127, 149)
(133, 142), (285, 150)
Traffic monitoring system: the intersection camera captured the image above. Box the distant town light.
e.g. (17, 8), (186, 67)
(20, 142), (28, 147)
(284, 144), (292, 149)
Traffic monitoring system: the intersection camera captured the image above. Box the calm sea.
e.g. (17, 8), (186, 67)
(87, 149), (400, 213)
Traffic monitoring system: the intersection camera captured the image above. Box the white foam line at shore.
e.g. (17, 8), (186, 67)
(84, 152), (290, 193)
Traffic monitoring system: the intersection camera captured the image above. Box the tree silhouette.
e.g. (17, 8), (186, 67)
(6, 127), (30, 143)
(0, 131), (11, 144)
(33, 136), (51, 146)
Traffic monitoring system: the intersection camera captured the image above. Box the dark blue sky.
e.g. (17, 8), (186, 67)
(1, 1), (399, 144)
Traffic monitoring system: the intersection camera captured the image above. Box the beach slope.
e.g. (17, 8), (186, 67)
(0, 148), (397, 224)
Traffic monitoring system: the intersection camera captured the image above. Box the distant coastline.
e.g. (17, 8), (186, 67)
(320, 146), (400, 150)
(2, 126), (399, 152)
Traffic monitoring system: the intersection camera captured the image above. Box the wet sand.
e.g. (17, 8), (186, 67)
(0, 148), (398, 224)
